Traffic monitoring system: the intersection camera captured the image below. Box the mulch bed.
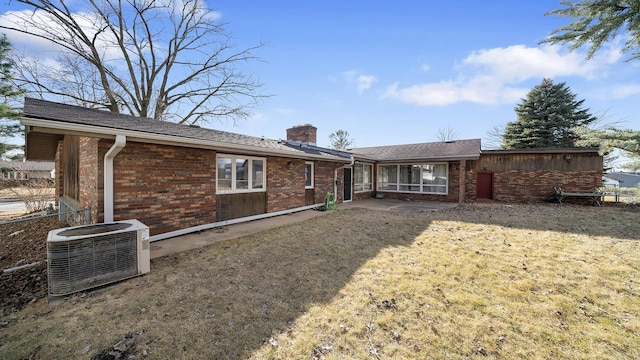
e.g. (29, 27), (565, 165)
(0, 216), (68, 315)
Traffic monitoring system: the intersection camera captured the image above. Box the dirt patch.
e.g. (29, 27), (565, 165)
(0, 216), (68, 315)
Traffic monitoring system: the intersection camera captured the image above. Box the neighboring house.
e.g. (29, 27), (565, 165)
(602, 176), (620, 189)
(0, 159), (55, 181)
(603, 172), (640, 189)
(20, 98), (603, 239)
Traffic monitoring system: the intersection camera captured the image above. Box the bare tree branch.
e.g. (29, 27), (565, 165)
(1, 0), (268, 124)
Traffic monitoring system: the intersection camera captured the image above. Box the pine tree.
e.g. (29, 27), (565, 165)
(1, 34), (23, 159)
(502, 78), (597, 149)
(542, 1), (640, 61)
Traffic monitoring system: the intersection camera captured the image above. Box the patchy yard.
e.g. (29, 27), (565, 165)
(0, 203), (638, 359)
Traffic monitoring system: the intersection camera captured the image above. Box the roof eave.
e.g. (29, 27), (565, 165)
(482, 148), (600, 155)
(21, 118), (352, 163)
(376, 154), (481, 163)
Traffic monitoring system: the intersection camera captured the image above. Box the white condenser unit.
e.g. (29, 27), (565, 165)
(47, 219), (150, 297)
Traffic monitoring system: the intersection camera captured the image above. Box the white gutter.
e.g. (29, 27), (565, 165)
(104, 135), (126, 222)
(149, 203), (322, 242)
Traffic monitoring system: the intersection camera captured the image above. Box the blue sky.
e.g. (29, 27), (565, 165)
(211, 0), (640, 149)
(2, 1), (639, 151)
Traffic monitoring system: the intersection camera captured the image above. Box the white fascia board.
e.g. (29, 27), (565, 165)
(22, 119), (352, 163)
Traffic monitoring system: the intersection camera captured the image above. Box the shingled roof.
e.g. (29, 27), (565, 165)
(21, 98), (351, 162)
(350, 139), (482, 162)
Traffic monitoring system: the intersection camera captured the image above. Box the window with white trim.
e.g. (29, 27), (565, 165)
(216, 155), (266, 193)
(377, 163), (448, 194)
(305, 162), (314, 189)
(354, 163), (373, 192)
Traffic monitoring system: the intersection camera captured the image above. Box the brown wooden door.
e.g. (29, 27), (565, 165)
(476, 172), (493, 199)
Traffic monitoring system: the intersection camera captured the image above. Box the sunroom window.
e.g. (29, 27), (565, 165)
(377, 163), (448, 194)
(217, 155), (266, 193)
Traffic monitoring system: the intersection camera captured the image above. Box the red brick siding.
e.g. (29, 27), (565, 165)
(266, 157), (305, 212)
(102, 141), (217, 235)
(491, 169), (601, 203)
(79, 137), (100, 222)
(470, 152), (603, 203)
(286, 125), (317, 145)
(66, 136), (347, 235)
(353, 191), (372, 201)
(335, 168), (345, 203)
(464, 160), (476, 203)
(313, 161), (341, 204)
(266, 158), (344, 211)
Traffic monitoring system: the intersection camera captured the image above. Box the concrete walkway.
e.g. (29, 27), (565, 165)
(150, 198), (458, 259)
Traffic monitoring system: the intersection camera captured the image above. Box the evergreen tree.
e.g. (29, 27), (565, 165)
(0, 34), (23, 159)
(542, 1), (640, 61)
(502, 78), (597, 149)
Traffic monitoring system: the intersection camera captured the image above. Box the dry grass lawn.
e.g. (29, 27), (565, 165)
(0, 203), (638, 359)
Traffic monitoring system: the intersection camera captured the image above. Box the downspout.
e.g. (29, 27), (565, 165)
(104, 135), (126, 223)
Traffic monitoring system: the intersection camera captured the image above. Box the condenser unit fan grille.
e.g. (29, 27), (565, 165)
(48, 230), (138, 296)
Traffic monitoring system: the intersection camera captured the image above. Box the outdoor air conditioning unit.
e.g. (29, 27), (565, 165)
(47, 219), (150, 297)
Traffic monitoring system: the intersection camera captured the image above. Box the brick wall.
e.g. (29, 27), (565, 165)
(266, 157), (305, 212)
(491, 169), (602, 203)
(79, 137), (100, 222)
(353, 191), (372, 201)
(313, 161), (340, 203)
(286, 124), (317, 145)
(265, 158), (344, 211)
(66, 137), (346, 235)
(100, 140), (217, 235)
(335, 168), (345, 203)
(471, 151), (603, 203)
(464, 160), (476, 203)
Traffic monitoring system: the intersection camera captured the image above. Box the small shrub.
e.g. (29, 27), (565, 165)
(0, 177), (54, 214)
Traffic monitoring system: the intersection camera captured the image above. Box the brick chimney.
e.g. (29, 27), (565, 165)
(286, 124), (317, 146)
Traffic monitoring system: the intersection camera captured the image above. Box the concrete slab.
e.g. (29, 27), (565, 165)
(150, 199), (458, 259)
(150, 208), (330, 259)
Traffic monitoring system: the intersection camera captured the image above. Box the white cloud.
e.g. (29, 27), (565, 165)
(356, 75), (377, 93)
(610, 84), (640, 99)
(463, 45), (599, 81)
(0, 9), (125, 60)
(384, 44), (623, 106)
(340, 70), (377, 94)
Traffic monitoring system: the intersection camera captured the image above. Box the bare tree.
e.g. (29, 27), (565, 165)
(328, 130), (355, 150)
(483, 123), (506, 150)
(435, 125), (460, 142)
(1, 0), (267, 125)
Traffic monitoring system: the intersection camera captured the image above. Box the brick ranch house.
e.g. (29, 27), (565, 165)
(21, 98), (602, 240)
